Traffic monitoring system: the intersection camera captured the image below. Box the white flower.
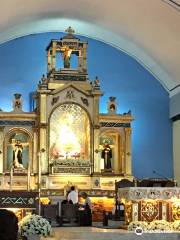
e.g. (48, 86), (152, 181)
(128, 220), (172, 232)
(19, 214), (52, 237)
(128, 221), (148, 231)
(171, 220), (180, 231)
(148, 220), (171, 231)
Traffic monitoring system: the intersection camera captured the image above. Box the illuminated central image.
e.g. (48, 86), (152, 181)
(50, 103), (90, 161)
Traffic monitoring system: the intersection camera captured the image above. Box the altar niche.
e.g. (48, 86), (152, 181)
(100, 135), (114, 171)
(5, 129), (31, 171)
(49, 103), (91, 174)
(100, 131), (123, 174)
(46, 26), (88, 81)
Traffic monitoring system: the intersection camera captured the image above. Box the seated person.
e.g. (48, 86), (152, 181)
(81, 192), (92, 210)
(0, 209), (18, 240)
(67, 186), (78, 204)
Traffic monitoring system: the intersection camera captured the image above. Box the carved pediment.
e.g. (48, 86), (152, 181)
(51, 83), (91, 97)
(49, 83), (92, 108)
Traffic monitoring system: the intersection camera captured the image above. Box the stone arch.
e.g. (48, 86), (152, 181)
(49, 102), (91, 165)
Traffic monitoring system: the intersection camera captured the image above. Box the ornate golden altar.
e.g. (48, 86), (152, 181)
(118, 187), (180, 224)
(0, 27), (134, 202)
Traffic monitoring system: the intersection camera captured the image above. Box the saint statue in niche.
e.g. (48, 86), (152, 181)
(62, 46), (72, 68)
(50, 106), (90, 162)
(101, 144), (112, 170)
(12, 139), (24, 169)
(13, 93), (22, 111)
(6, 132), (29, 171)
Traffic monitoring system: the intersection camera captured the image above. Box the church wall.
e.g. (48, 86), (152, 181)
(0, 32), (173, 179)
(170, 92), (180, 118)
(173, 120), (180, 185)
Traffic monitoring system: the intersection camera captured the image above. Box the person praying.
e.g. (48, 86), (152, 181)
(67, 186), (78, 204)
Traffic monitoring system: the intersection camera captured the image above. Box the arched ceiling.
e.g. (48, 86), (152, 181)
(0, 0), (180, 96)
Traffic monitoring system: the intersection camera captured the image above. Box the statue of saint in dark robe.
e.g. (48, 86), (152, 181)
(13, 140), (23, 168)
(101, 144), (112, 170)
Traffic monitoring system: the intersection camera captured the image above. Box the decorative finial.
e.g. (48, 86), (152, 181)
(108, 96), (117, 114)
(13, 93), (23, 112)
(91, 76), (100, 90)
(65, 26), (75, 35)
(41, 74), (47, 84)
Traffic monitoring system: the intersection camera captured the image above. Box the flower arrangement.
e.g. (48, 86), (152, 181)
(171, 220), (180, 231)
(128, 220), (172, 233)
(19, 214), (52, 238)
(148, 220), (171, 231)
(128, 221), (148, 231)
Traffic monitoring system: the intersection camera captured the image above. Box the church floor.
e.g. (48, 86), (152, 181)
(51, 221), (180, 240)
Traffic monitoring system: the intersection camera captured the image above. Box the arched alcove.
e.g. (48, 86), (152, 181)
(49, 103), (90, 163)
(4, 128), (32, 170)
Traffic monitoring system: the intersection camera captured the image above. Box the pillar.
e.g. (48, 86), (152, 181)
(82, 43), (87, 72)
(132, 203), (138, 221)
(39, 94), (48, 173)
(78, 49), (83, 71)
(93, 96), (101, 173)
(39, 128), (47, 173)
(52, 42), (56, 71)
(173, 119), (180, 185)
(0, 127), (4, 173)
(47, 49), (51, 73)
(124, 127), (132, 175)
(32, 128), (38, 173)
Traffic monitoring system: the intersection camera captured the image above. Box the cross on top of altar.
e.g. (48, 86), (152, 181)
(65, 26), (75, 35)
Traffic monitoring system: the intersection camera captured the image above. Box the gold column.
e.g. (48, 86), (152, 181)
(94, 128), (100, 172)
(132, 202), (138, 221)
(39, 128), (47, 173)
(39, 94), (48, 173)
(162, 201), (167, 220)
(32, 128), (38, 173)
(121, 136), (125, 174)
(0, 128), (3, 173)
(82, 43), (87, 71)
(78, 49), (83, 71)
(93, 96), (100, 172)
(27, 163), (30, 191)
(52, 42), (56, 71)
(47, 49), (51, 73)
(94, 95), (99, 123)
(113, 133), (119, 173)
(40, 94), (47, 123)
(125, 127), (132, 175)
(119, 132), (124, 174)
